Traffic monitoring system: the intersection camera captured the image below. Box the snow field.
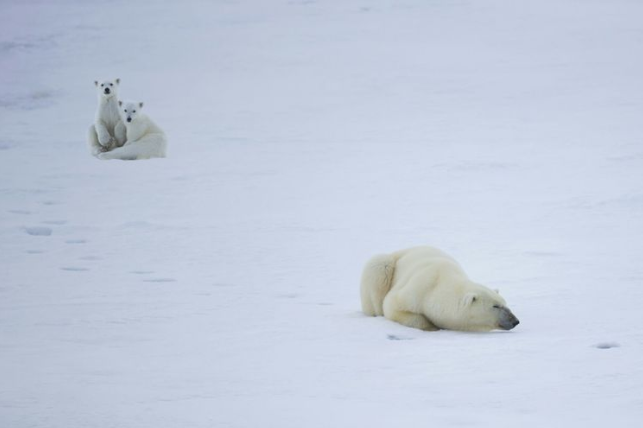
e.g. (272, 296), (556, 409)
(1, 0), (643, 426)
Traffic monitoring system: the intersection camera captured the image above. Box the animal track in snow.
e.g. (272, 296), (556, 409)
(0, 140), (17, 150)
(0, 86), (59, 110)
(276, 293), (299, 299)
(65, 239), (87, 244)
(24, 226), (52, 236)
(61, 267), (89, 272)
(594, 342), (620, 349)
(387, 334), (413, 341)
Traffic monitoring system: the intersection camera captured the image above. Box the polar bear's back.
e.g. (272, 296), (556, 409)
(385, 246), (470, 313)
(391, 246), (464, 286)
(361, 246), (468, 318)
(142, 114), (165, 136)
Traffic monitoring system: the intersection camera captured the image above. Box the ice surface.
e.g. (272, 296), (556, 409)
(1, 0), (643, 427)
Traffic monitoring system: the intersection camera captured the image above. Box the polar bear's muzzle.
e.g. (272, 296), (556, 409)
(498, 307), (520, 330)
(104, 88), (111, 95)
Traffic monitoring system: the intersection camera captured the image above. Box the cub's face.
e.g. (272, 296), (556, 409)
(119, 100), (144, 123)
(94, 78), (120, 98)
(461, 288), (520, 332)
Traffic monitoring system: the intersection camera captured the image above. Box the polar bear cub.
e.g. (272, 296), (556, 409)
(99, 100), (167, 160)
(88, 78), (126, 156)
(360, 246), (519, 332)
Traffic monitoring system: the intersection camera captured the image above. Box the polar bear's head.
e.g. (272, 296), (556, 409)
(119, 100), (144, 123)
(94, 78), (120, 99)
(459, 287), (520, 332)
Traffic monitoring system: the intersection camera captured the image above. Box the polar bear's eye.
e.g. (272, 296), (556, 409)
(493, 305), (501, 309)
(133, 110), (136, 113)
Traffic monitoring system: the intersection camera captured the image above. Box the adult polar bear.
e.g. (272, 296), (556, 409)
(99, 100), (167, 160)
(360, 246), (519, 332)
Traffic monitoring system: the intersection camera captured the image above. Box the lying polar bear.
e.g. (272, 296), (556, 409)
(99, 100), (167, 160)
(360, 246), (519, 332)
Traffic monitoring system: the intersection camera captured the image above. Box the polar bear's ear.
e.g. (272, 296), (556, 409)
(139, 102), (144, 109)
(494, 289), (500, 295)
(119, 101), (122, 106)
(94, 80), (99, 86)
(463, 293), (478, 307)
(115, 78), (120, 85)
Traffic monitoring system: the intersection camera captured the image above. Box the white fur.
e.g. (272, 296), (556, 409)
(88, 78), (126, 156)
(360, 246), (519, 332)
(99, 100), (167, 161)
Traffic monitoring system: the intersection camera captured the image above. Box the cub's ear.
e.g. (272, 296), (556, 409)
(94, 80), (99, 86)
(115, 78), (120, 85)
(118, 101), (122, 106)
(138, 102), (144, 109)
(463, 293), (478, 306)
(494, 289), (500, 294)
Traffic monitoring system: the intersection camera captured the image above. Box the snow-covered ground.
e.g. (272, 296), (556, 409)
(2, 0), (643, 426)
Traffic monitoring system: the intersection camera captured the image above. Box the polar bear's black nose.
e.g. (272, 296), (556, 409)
(104, 88), (111, 94)
(499, 308), (520, 330)
(127, 117), (132, 122)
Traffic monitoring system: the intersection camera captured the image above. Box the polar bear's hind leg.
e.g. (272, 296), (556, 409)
(98, 144), (139, 160)
(114, 121), (127, 148)
(88, 124), (107, 156)
(360, 253), (397, 316)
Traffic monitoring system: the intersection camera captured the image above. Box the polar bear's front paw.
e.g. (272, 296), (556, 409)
(99, 137), (115, 151)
